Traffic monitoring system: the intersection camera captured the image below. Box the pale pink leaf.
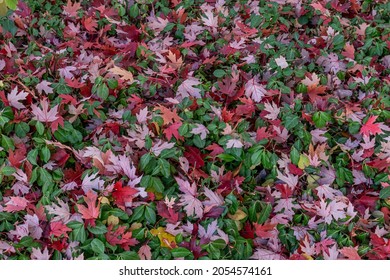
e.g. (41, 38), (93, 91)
(191, 124), (209, 140)
(226, 139), (243, 148)
(31, 99), (59, 123)
(245, 78), (266, 102)
(7, 87), (28, 109)
(4, 197), (29, 212)
(36, 80), (53, 94)
(177, 78), (201, 100)
(31, 247), (51, 260)
(275, 56), (288, 69)
(151, 140), (175, 156)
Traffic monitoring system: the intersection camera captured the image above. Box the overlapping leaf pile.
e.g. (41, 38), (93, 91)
(0, 0), (389, 260)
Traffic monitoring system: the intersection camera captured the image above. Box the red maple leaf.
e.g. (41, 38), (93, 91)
(205, 143), (224, 157)
(8, 144), (26, 168)
(77, 190), (100, 220)
(164, 122), (183, 141)
(236, 97), (256, 116)
(157, 201), (179, 223)
(112, 181), (138, 209)
(106, 224), (139, 250)
(83, 17), (97, 32)
(256, 127), (273, 141)
(50, 221), (71, 238)
(360, 115), (382, 136)
(184, 146), (205, 168)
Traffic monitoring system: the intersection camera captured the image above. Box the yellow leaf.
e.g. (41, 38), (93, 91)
(0, 0), (8, 17)
(302, 253), (314, 260)
(150, 227), (176, 249)
(228, 209), (247, 221)
(129, 222), (142, 231)
(298, 154), (310, 169)
(307, 175), (319, 189)
(234, 220), (243, 231)
(99, 197), (110, 205)
(108, 65), (134, 82)
(107, 215), (119, 226)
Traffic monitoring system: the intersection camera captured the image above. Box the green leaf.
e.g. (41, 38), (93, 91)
(158, 158), (171, 178)
(213, 69), (226, 78)
(1, 166), (15, 176)
(171, 247), (191, 258)
(151, 177), (164, 193)
(40, 146), (51, 163)
(313, 111), (332, 128)
(14, 236), (34, 249)
(117, 251), (140, 260)
(91, 238), (105, 255)
(88, 223), (108, 235)
(290, 147), (300, 165)
(5, 0), (18, 10)
(0, 115), (10, 127)
(251, 150), (262, 168)
(67, 221), (87, 243)
(39, 168), (53, 191)
(145, 206), (156, 224)
(15, 122), (29, 138)
(209, 239), (227, 250)
(27, 149), (38, 165)
(380, 188), (390, 199)
(97, 83), (109, 100)
(250, 15), (262, 28)
(139, 153), (151, 171)
(35, 122), (45, 135)
(258, 203), (272, 224)
(283, 115), (299, 131)
(130, 206), (145, 222)
(1, 134), (14, 151)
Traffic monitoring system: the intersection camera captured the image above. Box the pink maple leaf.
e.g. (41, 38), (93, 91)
(138, 244), (152, 260)
(177, 78), (201, 100)
(263, 102), (280, 120)
(339, 246), (361, 260)
(202, 11), (218, 28)
(45, 199), (71, 223)
(277, 170), (298, 189)
(226, 139), (243, 148)
(63, 0), (81, 17)
(31, 99), (59, 123)
(31, 247), (51, 260)
(191, 124), (209, 140)
(245, 78), (266, 102)
(151, 140), (175, 156)
(4, 197), (29, 212)
(275, 56), (288, 69)
(176, 177), (203, 219)
(36, 80), (53, 94)
(203, 187), (224, 209)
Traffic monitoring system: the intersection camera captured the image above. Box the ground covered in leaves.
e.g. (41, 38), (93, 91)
(0, 0), (389, 260)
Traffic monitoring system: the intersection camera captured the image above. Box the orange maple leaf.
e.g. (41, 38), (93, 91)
(154, 105), (182, 125)
(77, 190), (101, 220)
